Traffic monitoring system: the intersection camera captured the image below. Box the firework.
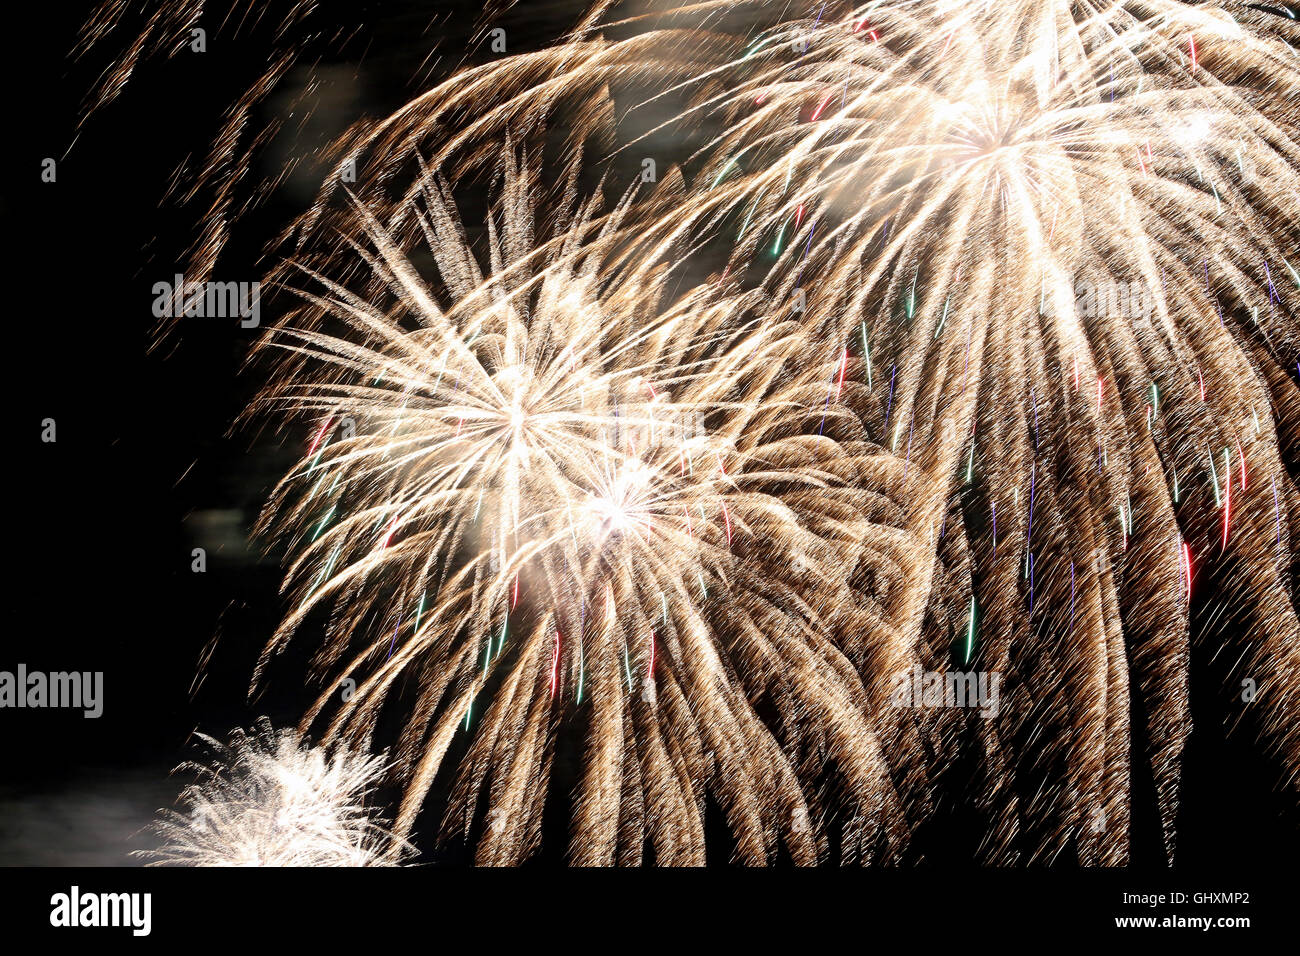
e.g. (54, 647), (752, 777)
(248, 142), (941, 864)
(143, 721), (409, 866)
(81, 0), (1300, 864)
(490, 0), (1300, 866)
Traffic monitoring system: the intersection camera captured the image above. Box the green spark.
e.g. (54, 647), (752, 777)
(965, 596), (977, 665)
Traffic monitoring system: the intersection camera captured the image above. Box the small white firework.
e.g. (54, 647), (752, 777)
(143, 721), (410, 866)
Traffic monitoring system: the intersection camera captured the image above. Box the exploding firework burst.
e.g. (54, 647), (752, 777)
(143, 721), (409, 866)
(251, 147), (926, 864)
(724, 0), (1300, 866)
(81, 0), (1300, 864)
(453, 0), (1300, 865)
